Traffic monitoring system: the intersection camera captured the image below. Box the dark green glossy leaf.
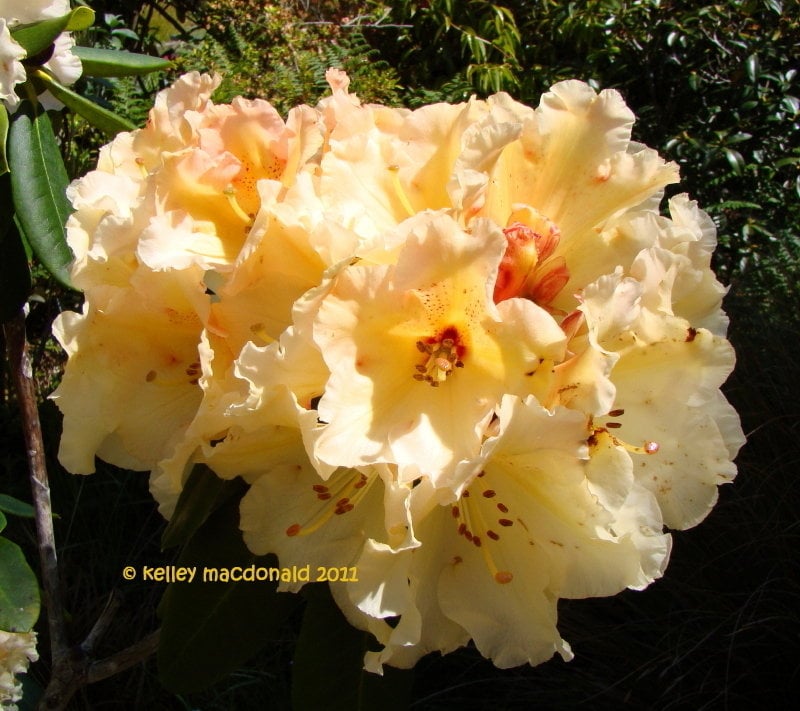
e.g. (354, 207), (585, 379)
(0, 175), (32, 322)
(0, 494), (36, 519)
(32, 70), (135, 134)
(9, 8), (94, 57)
(726, 132), (753, 144)
(0, 512), (6, 533)
(723, 147), (745, 175)
(0, 537), (40, 632)
(72, 47), (171, 77)
(161, 464), (244, 550)
(7, 103), (73, 288)
(745, 53), (760, 83)
(292, 584), (413, 711)
(158, 496), (299, 693)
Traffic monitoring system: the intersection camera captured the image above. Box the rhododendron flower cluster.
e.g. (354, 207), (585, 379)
(0, 0), (82, 110)
(52, 70), (745, 670)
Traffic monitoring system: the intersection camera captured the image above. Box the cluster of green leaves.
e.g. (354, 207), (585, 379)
(169, 0), (402, 112)
(369, 0), (523, 94)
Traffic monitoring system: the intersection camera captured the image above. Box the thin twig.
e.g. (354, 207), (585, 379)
(87, 629), (161, 684)
(3, 309), (68, 657)
(81, 590), (124, 655)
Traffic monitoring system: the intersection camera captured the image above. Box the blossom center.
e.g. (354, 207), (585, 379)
(413, 326), (466, 387)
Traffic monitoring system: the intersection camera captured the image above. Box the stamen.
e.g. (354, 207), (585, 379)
(592, 425), (660, 457)
(285, 471), (372, 537)
(413, 332), (465, 387)
(223, 185), (254, 224)
(387, 165), (415, 218)
(451, 474), (516, 585)
(249, 322), (275, 345)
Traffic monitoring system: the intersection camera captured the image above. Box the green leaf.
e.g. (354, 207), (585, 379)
(292, 585), (413, 711)
(0, 494), (36, 519)
(161, 464), (243, 550)
(723, 147), (745, 175)
(157, 496), (300, 693)
(9, 8), (95, 58)
(0, 537), (40, 632)
(745, 53), (760, 83)
(65, 7), (96, 32)
(0, 108), (9, 176)
(7, 103), (73, 288)
(72, 47), (172, 77)
(0, 512), (6, 533)
(0, 175), (32, 322)
(32, 70), (136, 134)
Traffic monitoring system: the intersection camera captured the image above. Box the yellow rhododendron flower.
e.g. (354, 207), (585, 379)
(302, 211), (566, 484)
(335, 395), (669, 671)
(53, 72), (326, 497)
(52, 269), (208, 474)
(53, 71), (743, 673)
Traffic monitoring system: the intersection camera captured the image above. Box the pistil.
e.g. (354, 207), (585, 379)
(412, 327), (466, 387)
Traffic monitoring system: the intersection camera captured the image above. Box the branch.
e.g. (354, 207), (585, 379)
(3, 309), (68, 656)
(4, 309), (160, 710)
(87, 629), (161, 684)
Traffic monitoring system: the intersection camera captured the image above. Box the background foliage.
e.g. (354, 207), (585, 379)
(2, 0), (798, 708)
